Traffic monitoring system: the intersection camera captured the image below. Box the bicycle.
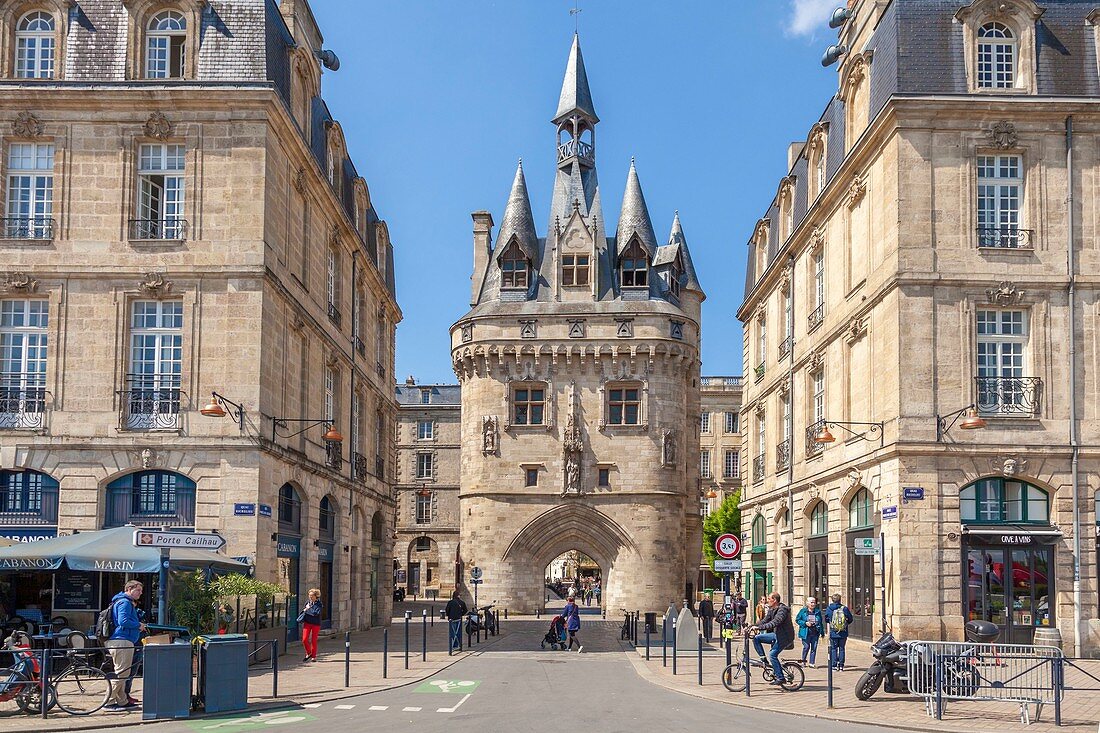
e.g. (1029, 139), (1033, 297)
(720, 632), (805, 692)
(0, 638), (110, 716)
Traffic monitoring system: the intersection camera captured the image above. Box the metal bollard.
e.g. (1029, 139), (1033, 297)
(272, 642), (279, 697)
(422, 609), (427, 662)
(39, 648), (49, 720)
(430, 606), (435, 627)
(827, 642), (834, 708)
(344, 631), (351, 688)
(672, 618), (678, 675)
(504, 608), (508, 620)
(725, 635), (731, 669)
(697, 634), (703, 686)
(744, 637), (751, 697)
(934, 653), (943, 719)
(634, 610), (640, 644)
(662, 618), (668, 667)
(1053, 655), (1063, 726)
(536, 608), (541, 620)
(645, 625), (651, 661)
(383, 627), (389, 679)
(404, 611), (411, 669)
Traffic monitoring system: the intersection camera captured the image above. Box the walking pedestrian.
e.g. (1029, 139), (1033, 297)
(444, 590), (468, 652)
(732, 592), (748, 634)
(697, 591), (715, 643)
(298, 588), (323, 662)
(563, 596), (583, 652)
(103, 580), (146, 711)
(825, 593), (854, 671)
(123, 602), (147, 706)
(755, 596), (767, 623)
(795, 596), (825, 667)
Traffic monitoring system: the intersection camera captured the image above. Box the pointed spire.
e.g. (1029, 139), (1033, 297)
(616, 159), (658, 257)
(554, 33), (598, 124)
(668, 211), (701, 292)
(496, 160), (538, 262)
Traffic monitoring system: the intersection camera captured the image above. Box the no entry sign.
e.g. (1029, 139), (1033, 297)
(715, 533), (741, 559)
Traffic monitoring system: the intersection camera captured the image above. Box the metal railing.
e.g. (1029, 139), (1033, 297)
(700, 376), (743, 387)
(752, 453), (765, 484)
(354, 336), (366, 358)
(0, 486), (58, 526)
(977, 226), (1033, 249)
(327, 302), (341, 328)
(975, 376), (1042, 416)
(0, 373), (47, 430)
(754, 363), (765, 382)
(777, 336), (792, 360)
(352, 451), (368, 480)
(129, 218), (187, 240)
(325, 441), (343, 471)
(775, 439), (791, 473)
(0, 217), (54, 240)
(808, 303), (825, 332)
(557, 138), (594, 163)
(117, 373), (182, 431)
(105, 485), (195, 528)
(805, 419), (826, 457)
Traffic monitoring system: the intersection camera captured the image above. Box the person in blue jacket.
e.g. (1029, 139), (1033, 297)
(563, 596), (583, 653)
(105, 580), (146, 711)
(795, 596), (826, 667)
(825, 593), (855, 672)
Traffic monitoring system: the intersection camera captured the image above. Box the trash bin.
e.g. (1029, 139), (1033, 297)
(196, 634), (249, 713)
(142, 641), (192, 721)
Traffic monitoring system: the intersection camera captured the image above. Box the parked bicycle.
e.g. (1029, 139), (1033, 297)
(721, 631), (805, 692)
(0, 633), (111, 716)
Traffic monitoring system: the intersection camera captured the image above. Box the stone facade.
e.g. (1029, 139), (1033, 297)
(738, 0), (1099, 655)
(451, 35), (704, 616)
(394, 378), (460, 600)
(0, 0), (399, 631)
(698, 376), (744, 590)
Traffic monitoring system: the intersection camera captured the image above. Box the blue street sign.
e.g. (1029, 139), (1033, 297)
(882, 505), (899, 520)
(234, 503), (256, 516)
(902, 487), (925, 501)
(258, 504), (272, 518)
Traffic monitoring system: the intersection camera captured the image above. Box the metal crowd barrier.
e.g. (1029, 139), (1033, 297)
(905, 640), (1062, 725)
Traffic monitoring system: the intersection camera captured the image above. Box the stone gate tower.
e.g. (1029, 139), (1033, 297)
(450, 35), (705, 614)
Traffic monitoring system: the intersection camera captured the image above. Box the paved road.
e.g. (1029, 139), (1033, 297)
(170, 622), (885, 733)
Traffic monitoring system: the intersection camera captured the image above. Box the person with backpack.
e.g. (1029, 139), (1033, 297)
(825, 593), (854, 671)
(102, 580), (146, 711)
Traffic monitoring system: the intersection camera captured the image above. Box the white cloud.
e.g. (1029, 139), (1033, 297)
(787, 0), (838, 37)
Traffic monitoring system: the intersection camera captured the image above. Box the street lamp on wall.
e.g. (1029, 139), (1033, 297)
(271, 417), (343, 444)
(812, 420), (884, 448)
(200, 391), (246, 431)
(936, 405), (987, 442)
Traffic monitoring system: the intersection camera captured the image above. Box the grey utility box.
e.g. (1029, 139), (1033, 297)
(198, 636), (249, 713)
(142, 642), (192, 720)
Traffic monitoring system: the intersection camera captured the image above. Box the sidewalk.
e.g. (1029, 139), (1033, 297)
(0, 601), (505, 732)
(627, 629), (1100, 733)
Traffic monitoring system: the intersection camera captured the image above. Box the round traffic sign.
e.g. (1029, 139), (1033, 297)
(470, 566), (483, 581)
(715, 533), (741, 559)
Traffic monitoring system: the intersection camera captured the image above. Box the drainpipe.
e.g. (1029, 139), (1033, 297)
(786, 255), (795, 580)
(1065, 116), (1082, 655)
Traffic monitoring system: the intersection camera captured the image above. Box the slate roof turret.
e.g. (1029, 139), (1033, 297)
(667, 211), (701, 292)
(496, 160), (538, 262)
(554, 33), (599, 124)
(615, 159), (659, 258)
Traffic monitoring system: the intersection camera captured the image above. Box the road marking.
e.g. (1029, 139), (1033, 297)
(436, 693), (472, 713)
(402, 706), (422, 712)
(188, 710), (317, 731)
(368, 705), (388, 711)
(413, 679), (481, 694)
(333, 704), (355, 710)
(301, 704), (322, 709)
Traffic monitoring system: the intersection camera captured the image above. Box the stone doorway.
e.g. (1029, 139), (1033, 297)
(544, 549), (602, 613)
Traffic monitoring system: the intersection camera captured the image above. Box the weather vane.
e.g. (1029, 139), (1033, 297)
(570, 2), (581, 32)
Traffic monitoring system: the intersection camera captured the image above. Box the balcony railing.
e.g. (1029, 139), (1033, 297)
(118, 373), (182, 431)
(776, 439), (791, 473)
(325, 441), (343, 471)
(105, 485), (195, 529)
(354, 336), (366, 358)
(975, 376), (1042, 416)
(977, 227), (1033, 249)
(1, 217), (54, 241)
(0, 373), (47, 430)
(808, 303), (825, 333)
(753, 453), (765, 484)
(754, 363), (765, 383)
(0, 486), (58, 526)
(557, 138), (594, 164)
(700, 376), (743, 387)
(129, 218), (187, 241)
(805, 419), (826, 457)
(352, 451), (369, 480)
(327, 302), (341, 328)
(777, 336), (792, 360)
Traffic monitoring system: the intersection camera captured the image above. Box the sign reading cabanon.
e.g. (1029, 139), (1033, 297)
(133, 530), (226, 550)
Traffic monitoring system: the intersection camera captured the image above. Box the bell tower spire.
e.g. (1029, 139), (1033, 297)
(553, 33), (598, 171)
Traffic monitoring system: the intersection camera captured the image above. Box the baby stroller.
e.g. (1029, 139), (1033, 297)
(540, 616), (567, 650)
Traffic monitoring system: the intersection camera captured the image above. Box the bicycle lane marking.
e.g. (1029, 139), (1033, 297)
(185, 710), (318, 731)
(412, 679), (481, 713)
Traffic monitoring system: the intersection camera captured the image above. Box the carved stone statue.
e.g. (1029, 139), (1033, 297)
(481, 416), (498, 455)
(661, 429), (676, 467)
(562, 412), (583, 496)
(565, 452), (580, 495)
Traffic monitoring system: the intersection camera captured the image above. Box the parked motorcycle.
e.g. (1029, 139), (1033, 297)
(855, 632), (909, 700)
(465, 604), (497, 636)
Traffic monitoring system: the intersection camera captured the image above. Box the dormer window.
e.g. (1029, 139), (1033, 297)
(669, 261), (682, 299)
(500, 242), (529, 290)
(15, 11), (55, 79)
(620, 240), (648, 288)
(146, 11), (186, 79)
(561, 254), (590, 286)
(977, 22), (1015, 89)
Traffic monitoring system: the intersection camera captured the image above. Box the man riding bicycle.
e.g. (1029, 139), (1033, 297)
(748, 591), (795, 686)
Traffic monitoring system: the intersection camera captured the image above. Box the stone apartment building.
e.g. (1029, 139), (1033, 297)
(394, 378), (460, 600)
(698, 375), (743, 592)
(0, 0), (399, 632)
(737, 0), (1099, 654)
(451, 34), (705, 615)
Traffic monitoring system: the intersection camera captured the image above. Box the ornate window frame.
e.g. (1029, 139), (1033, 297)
(504, 377), (554, 431)
(805, 123), (828, 201)
(777, 177), (796, 242)
(839, 51), (872, 151)
(597, 375), (649, 431)
(126, 2), (203, 81)
(3, 3), (67, 80)
(956, 0), (1041, 95)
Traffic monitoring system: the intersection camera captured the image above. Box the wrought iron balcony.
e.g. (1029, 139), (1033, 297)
(104, 485), (195, 529)
(975, 376), (1042, 416)
(776, 439), (791, 473)
(1, 217), (54, 241)
(808, 303), (825, 333)
(118, 373), (182, 431)
(753, 453), (765, 484)
(0, 373), (47, 430)
(353, 451), (369, 480)
(325, 440), (343, 471)
(754, 363), (765, 383)
(557, 138), (594, 164)
(327, 302), (342, 328)
(777, 336), (792, 360)
(0, 485), (58, 526)
(977, 227), (1033, 249)
(129, 218), (187, 241)
(354, 336), (366, 358)
(805, 419), (826, 457)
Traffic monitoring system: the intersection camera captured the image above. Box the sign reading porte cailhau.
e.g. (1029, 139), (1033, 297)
(133, 530), (227, 550)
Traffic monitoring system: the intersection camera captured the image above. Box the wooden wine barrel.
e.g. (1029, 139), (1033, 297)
(1033, 627), (1062, 649)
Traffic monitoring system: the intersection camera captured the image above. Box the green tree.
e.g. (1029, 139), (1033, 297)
(702, 491), (742, 568)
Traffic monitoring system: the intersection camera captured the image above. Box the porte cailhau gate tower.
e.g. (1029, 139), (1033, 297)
(451, 35), (706, 613)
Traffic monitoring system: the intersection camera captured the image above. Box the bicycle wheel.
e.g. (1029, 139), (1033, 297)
(15, 678), (55, 714)
(53, 665), (111, 715)
(780, 662), (805, 692)
(721, 662), (747, 693)
(0, 669), (32, 715)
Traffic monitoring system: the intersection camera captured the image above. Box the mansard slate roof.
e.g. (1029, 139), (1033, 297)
(395, 384), (461, 406)
(742, 0), (1100, 305)
(554, 33), (599, 123)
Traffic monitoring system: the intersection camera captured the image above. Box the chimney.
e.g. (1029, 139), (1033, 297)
(405, 375), (416, 387)
(471, 211), (495, 306)
(787, 142), (806, 173)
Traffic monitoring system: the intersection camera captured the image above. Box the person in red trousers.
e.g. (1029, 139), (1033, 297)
(299, 588), (323, 661)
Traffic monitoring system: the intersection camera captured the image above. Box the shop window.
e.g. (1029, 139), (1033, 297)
(848, 488), (874, 529)
(105, 470), (195, 528)
(809, 502), (828, 537)
(960, 478), (1048, 524)
(0, 469), (57, 520)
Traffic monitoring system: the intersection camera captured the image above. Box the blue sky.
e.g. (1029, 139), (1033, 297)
(310, 1), (842, 383)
